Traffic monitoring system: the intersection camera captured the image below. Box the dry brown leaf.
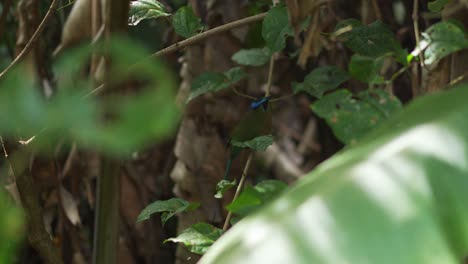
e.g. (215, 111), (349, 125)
(59, 185), (81, 226)
(54, 0), (93, 56)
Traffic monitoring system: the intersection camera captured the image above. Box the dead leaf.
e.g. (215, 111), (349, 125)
(60, 185), (81, 226)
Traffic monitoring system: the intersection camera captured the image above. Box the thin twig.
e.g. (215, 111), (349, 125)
(150, 12), (266, 59)
(370, 0), (383, 21)
(232, 86), (257, 100)
(265, 55), (275, 97)
(223, 152), (254, 231)
(0, 0), (59, 80)
(0, 0), (13, 41)
(412, 0), (425, 68)
(449, 70), (468, 86)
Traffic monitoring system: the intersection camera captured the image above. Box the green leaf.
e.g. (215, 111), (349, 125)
(137, 198), (199, 224)
(348, 55), (385, 84)
(128, 0), (170, 26)
(293, 66), (349, 98)
(232, 47), (272, 66)
(312, 89), (402, 144)
(262, 6), (294, 52)
(199, 83), (468, 264)
(335, 19), (407, 64)
(0, 191), (24, 263)
(231, 135), (274, 152)
(414, 21), (468, 65)
(172, 6), (204, 38)
(165, 223), (223, 255)
(189, 67), (246, 101)
(215, 180), (237, 199)
(428, 0), (452, 12)
(226, 180), (287, 217)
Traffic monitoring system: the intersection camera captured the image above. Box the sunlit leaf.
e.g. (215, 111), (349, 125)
(293, 66), (349, 98)
(232, 47), (271, 66)
(137, 198), (199, 225)
(165, 223), (223, 255)
(172, 6), (204, 38)
(262, 5), (294, 52)
(128, 0), (170, 26)
(415, 21), (468, 65)
(199, 83), (468, 264)
(231, 135), (273, 152)
(215, 179), (237, 199)
(312, 89), (402, 144)
(335, 19), (407, 65)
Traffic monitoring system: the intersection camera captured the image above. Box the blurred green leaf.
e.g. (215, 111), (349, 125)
(231, 135), (273, 152)
(215, 179), (237, 199)
(137, 198), (199, 225)
(335, 19), (407, 64)
(0, 191), (24, 263)
(414, 21), (468, 65)
(172, 6), (204, 38)
(262, 5), (294, 52)
(165, 223), (223, 255)
(189, 67), (246, 101)
(348, 55), (385, 84)
(312, 89), (402, 144)
(199, 83), (468, 264)
(428, 0), (452, 12)
(128, 0), (170, 26)
(293, 66), (349, 98)
(226, 180), (287, 217)
(232, 47), (271, 66)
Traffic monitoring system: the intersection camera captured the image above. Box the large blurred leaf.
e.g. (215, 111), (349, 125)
(292, 66), (349, 98)
(312, 89), (402, 144)
(0, 191), (24, 263)
(200, 84), (468, 264)
(128, 0), (170, 26)
(335, 19), (407, 65)
(172, 6), (204, 38)
(0, 38), (180, 155)
(262, 5), (294, 52)
(414, 21), (468, 65)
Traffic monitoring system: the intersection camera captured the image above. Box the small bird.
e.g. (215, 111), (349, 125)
(223, 97), (272, 180)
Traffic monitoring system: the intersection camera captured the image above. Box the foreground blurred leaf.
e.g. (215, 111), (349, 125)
(292, 66), (349, 98)
(262, 5), (294, 52)
(166, 223), (223, 255)
(414, 21), (468, 65)
(312, 89), (402, 144)
(0, 191), (23, 263)
(128, 0), (170, 26)
(172, 6), (204, 38)
(137, 198), (199, 225)
(0, 38), (180, 155)
(335, 19), (407, 65)
(200, 84), (468, 264)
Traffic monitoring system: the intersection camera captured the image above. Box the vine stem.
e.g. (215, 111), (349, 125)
(151, 12), (266, 59)
(412, 0), (424, 67)
(223, 152), (254, 232)
(0, 0), (59, 80)
(265, 55), (275, 97)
